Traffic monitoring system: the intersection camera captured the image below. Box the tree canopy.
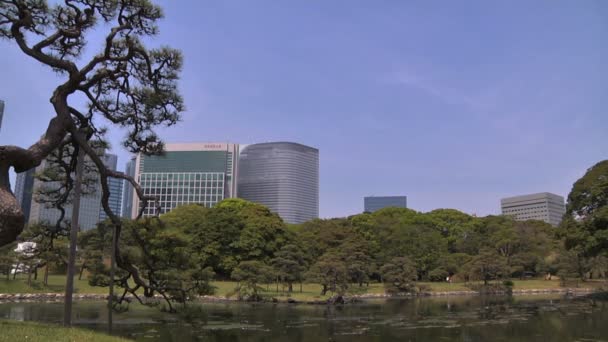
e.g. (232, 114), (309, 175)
(0, 0), (183, 250)
(561, 160), (608, 257)
(0, 0), (185, 311)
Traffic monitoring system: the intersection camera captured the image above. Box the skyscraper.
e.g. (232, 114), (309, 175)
(99, 154), (122, 221)
(238, 142), (319, 224)
(28, 151), (115, 230)
(501, 192), (566, 227)
(121, 157), (136, 218)
(131, 142), (239, 218)
(14, 168), (35, 224)
(29, 164), (100, 231)
(364, 196), (407, 213)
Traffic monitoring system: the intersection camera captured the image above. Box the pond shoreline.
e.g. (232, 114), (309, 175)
(0, 287), (596, 304)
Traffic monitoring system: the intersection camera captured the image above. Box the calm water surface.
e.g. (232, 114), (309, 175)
(1, 295), (607, 341)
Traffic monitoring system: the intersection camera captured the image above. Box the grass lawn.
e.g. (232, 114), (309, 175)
(0, 274), (108, 294)
(0, 320), (128, 342)
(1, 274), (604, 300)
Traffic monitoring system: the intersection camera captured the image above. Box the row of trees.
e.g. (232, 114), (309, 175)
(77, 159), (605, 303)
(4, 159), (607, 309)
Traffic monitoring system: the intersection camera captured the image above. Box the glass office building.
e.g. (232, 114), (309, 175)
(14, 168), (35, 224)
(238, 142), (319, 224)
(132, 143), (239, 218)
(28, 152), (116, 230)
(121, 157), (136, 218)
(364, 196), (408, 212)
(99, 154), (123, 220)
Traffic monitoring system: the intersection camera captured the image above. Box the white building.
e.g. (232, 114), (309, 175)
(500, 192), (566, 227)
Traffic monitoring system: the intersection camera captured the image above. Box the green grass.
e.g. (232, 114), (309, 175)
(0, 274), (108, 294)
(1, 274), (603, 301)
(0, 320), (128, 342)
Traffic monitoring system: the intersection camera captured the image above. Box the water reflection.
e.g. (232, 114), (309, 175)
(0, 295), (607, 341)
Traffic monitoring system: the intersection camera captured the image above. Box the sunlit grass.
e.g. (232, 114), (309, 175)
(0, 320), (128, 342)
(0, 274), (107, 294)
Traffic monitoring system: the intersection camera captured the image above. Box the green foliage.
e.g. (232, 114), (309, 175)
(0, 243), (17, 280)
(561, 160), (608, 258)
(464, 248), (510, 285)
(306, 252), (349, 296)
(72, 160), (608, 307)
(554, 250), (586, 286)
(78, 221), (112, 286)
(230, 260), (274, 301)
(85, 218), (215, 307)
(164, 201), (290, 279)
(271, 244), (309, 292)
(428, 268), (449, 282)
(380, 257), (417, 294)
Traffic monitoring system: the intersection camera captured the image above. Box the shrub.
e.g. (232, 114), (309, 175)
(428, 268), (449, 282)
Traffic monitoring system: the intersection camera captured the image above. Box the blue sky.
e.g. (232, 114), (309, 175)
(1, 1), (607, 218)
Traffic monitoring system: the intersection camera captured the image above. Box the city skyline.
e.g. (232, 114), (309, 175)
(2, 1), (607, 218)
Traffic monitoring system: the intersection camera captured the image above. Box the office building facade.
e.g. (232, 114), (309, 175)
(501, 192), (566, 227)
(29, 162), (101, 231)
(121, 157), (136, 218)
(14, 168), (35, 224)
(131, 142), (239, 218)
(99, 154), (123, 221)
(364, 196), (407, 213)
(238, 142), (319, 224)
(28, 152), (117, 230)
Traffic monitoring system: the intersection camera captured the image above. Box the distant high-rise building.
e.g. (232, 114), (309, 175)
(131, 142), (239, 218)
(27, 153), (122, 230)
(238, 142), (319, 224)
(14, 168), (35, 224)
(28, 151), (116, 230)
(364, 196), (408, 213)
(121, 157), (136, 218)
(501, 192), (566, 227)
(99, 154), (122, 221)
(0, 100), (4, 133)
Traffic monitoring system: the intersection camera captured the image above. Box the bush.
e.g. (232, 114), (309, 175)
(381, 257), (417, 294)
(428, 268), (449, 282)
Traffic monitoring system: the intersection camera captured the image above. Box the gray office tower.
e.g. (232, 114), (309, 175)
(99, 154), (123, 221)
(364, 196), (407, 213)
(501, 192), (566, 227)
(28, 151), (118, 230)
(121, 157), (136, 218)
(14, 168), (35, 224)
(238, 142), (319, 224)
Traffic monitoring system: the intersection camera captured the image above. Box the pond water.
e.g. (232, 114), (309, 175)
(1, 295), (607, 341)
